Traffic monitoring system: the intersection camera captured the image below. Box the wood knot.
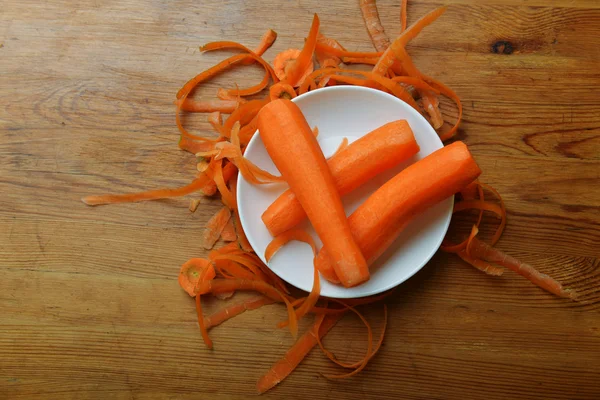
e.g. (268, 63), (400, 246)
(491, 41), (513, 55)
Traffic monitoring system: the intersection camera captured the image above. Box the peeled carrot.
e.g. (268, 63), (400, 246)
(256, 313), (344, 394)
(315, 141), (482, 282)
(257, 99), (369, 287)
(262, 120), (419, 237)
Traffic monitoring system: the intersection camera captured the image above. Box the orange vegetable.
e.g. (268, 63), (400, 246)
(256, 313), (344, 394)
(257, 99), (369, 287)
(179, 99), (243, 113)
(329, 137), (349, 159)
(269, 82), (297, 100)
(315, 141), (482, 282)
(283, 14), (320, 87)
(262, 120), (419, 238)
(401, 0), (408, 32)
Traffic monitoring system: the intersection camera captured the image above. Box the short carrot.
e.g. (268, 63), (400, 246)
(314, 141), (482, 282)
(262, 120), (419, 237)
(257, 99), (369, 287)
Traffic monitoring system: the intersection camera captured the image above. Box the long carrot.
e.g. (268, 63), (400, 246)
(257, 99), (369, 288)
(314, 141), (482, 282)
(256, 313), (344, 394)
(262, 120), (419, 238)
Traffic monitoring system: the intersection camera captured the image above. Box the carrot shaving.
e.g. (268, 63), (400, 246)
(359, 0), (390, 52)
(316, 304), (387, 369)
(204, 296), (276, 329)
(269, 82), (297, 101)
(265, 229), (317, 262)
(401, 0), (408, 32)
(179, 99), (243, 113)
(81, 177), (208, 206)
(189, 198), (201, 212)
(221, 217), (237, 242)
(284, 14), (320, 87)
(202, 206), (232, 249)
(196, 294), (213, 348)
(178, 258), (216, 297)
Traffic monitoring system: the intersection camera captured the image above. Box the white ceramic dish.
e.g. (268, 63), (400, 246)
(237, 86), (452, 298)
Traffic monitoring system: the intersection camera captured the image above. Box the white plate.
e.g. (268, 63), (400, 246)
(237, 86), (452, 298)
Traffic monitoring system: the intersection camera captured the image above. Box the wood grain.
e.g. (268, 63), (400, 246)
(1, 0), (599, 399)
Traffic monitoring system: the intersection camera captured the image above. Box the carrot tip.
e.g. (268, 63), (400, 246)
(81, 196), (96, 206)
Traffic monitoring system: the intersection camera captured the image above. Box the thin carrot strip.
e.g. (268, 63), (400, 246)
(256, 313), (344, 394)
(316, 33), (344, 67)
(81, 177), (208, 206)
(342, 56), (379, 65)
(322, 301), (373, 379)
(269, 82), (297, 101)
(372, 6), (447, 76)
(201, 161), (238, 197)
(467, 238), (575, 299)
(196, 294), (213, 348)
(316, 304), (387, 369)
(391, 76), (439, 93)
(202, 206), (232, 249)
(285, 14), (320, 87)
(222, 98), (269, 138)
(204, 296), (276, 329)
(457, 250), (504, 276)
(246, 29), (278, 64)
(199, 41), (278, 83)
(178, 135), (218, 155)
(195, 279), (298, 338)
(265, 229), (317, 262)
(239, 115), (259, 145)
(401, 0), (408, 32)
(221, 217), (237, 242)
(179, 99), (242, 113)
(359, 0), (391, 52)
(222, 68), (271, 98)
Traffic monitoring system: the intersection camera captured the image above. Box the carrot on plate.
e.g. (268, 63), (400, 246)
(314, 141), (482, 282)
(257, 99), (369, 288)
(262, 119), (419, 238)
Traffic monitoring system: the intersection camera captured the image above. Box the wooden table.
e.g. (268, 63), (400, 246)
(2, 0), (599, 398)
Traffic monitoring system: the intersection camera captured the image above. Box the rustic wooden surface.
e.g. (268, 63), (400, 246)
(1, 0), (599, 398)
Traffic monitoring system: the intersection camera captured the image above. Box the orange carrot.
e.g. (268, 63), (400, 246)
(315, 33), (344, 68)
(342, 56), (379, 65)
(467, 238), (575, 299)
(247, 29), (278, 63)
(178, 258), (216, 297)
(178, 135), (220, 155)
(221, 217), (237, 242)
(202, 206), (232, 249)
(256, 313), (344, 394)
(457, 249), (504, 277)
(81, 176), (209, 206)
(204, 296), (275, 329)
(262, 120), (419, 238)
(200, 161), (238, 197)
(315, 141), (482, 282)
(257, 99), (369, 287)
(359, 0), (390, 52)
(315, 42), (383, 59)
